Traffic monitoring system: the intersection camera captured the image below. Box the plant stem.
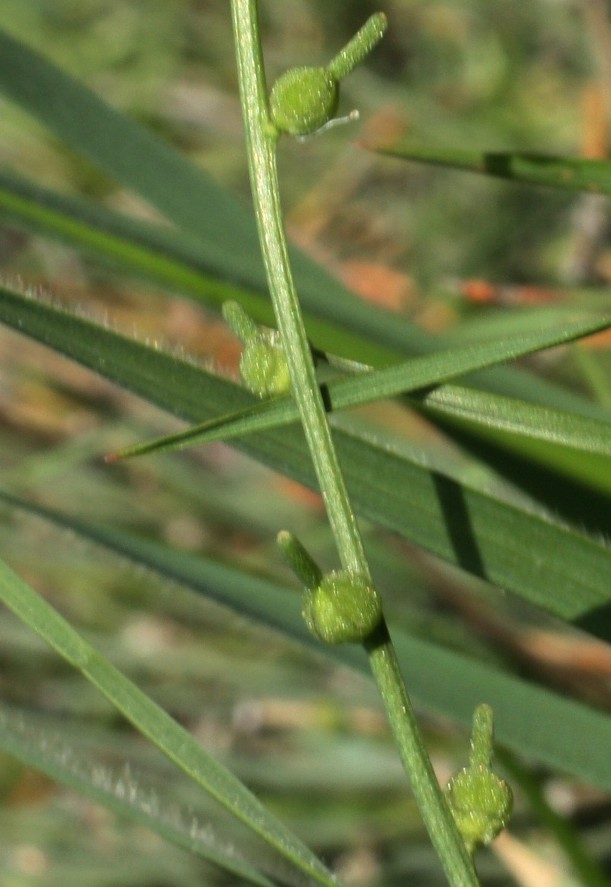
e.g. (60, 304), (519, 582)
(365, 623), (479, 886)
(229, 2), (479, 884)
(230, 0), (365, 576)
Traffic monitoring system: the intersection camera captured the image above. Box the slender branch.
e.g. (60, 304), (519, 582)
(365, 625), (479, 885)
(230, 0), (366, 576)
(229, 2), (479, 884)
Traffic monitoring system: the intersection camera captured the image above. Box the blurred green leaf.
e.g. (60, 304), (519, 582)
(0, 702), (280, 887)
(416, 385), (611, 476)
(370, 142), (611, 195)
(0, 29), (263, 287)
(0, 24), (608, 428)
(0, 166), (398, 366)
(0, 166), (258, 309)
(0, 554), (337, 887)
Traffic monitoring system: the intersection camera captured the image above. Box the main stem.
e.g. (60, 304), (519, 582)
(365, 624), (478, 886)
(229, 2), (478, 884)
(231, 1), (365, 576)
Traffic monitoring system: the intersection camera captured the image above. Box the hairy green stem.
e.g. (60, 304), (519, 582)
(229, 1), (478, 884)
(365, 624), (478, 885)
(230, 0), (365, 575)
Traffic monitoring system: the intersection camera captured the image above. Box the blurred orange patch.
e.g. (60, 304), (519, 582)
(274, 476), (324, 512)
(339, 259), (414, 311)
(459, 279), (559, 305)
(579, 327), (611, 348)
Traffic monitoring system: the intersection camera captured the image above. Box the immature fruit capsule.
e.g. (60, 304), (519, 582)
(444, 704), (513, 855)
(269, 12), (387, 138)
(222, 301), (290, 398)
(270, 66), (339, 136)
(302, 570), (383, 644)
(445, 766), (513, 853)
(239, 332), (291, 398)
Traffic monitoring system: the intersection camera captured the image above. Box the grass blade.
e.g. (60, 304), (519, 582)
(417, 385), (611, 455)
(1, 24), (610, 422)
(0, 703), (281, 887)
(2, 489), (611, 793)
(0, 27), (430, 362)
(0, 29), (265, 287)
(370, 141), (611, 195)
(0, 285), (608, 641)
(108, 314), (611, 461)
(0, 554), (338, 887)
(416, 388), (611, 496)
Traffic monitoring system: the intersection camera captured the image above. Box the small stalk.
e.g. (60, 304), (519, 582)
(365, 624), (479, 884)
(229, 2), (479, 884)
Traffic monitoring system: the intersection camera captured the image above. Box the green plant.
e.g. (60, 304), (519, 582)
(0, 2), (610, 886)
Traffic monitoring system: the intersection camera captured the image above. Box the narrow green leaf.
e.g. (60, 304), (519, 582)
(0, 26), (431, 363)
(0, 286), (608, 642)
(109, 314), (611, 461)
(0, 703), (280, 887)
(416, 388), (611, 496)
(371, 141), (611, 195)
(0, 555), (338, 887)
(0, 29), (265, 287)
(0, 24), (608, 427)
(2, 489), (611, 794)
(107, 400), (273, 462)
(0, 167), (259, 307)
(0, 167), (402, 368)
(417, 386), (611, 456)
(444, 304), (611, 341)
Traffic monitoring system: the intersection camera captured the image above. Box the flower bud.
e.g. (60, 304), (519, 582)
(270, 66), (339, 136)
(302, 570), (382, 644)
(240, 332), (291, 398)
(445, 765), (513, 853)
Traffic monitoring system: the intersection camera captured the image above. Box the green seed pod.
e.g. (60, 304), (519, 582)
(445, 765), (513, 854)
(240, 331), (291, 398)
(269, 66), (339, 136)
(302, 570), (383, 644)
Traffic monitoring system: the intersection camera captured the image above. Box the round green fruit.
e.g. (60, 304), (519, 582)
(303, 570), (382, 644)
(270, 66), (339, 136)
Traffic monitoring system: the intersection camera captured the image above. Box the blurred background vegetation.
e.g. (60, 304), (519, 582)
(0, 1), (609, 885)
